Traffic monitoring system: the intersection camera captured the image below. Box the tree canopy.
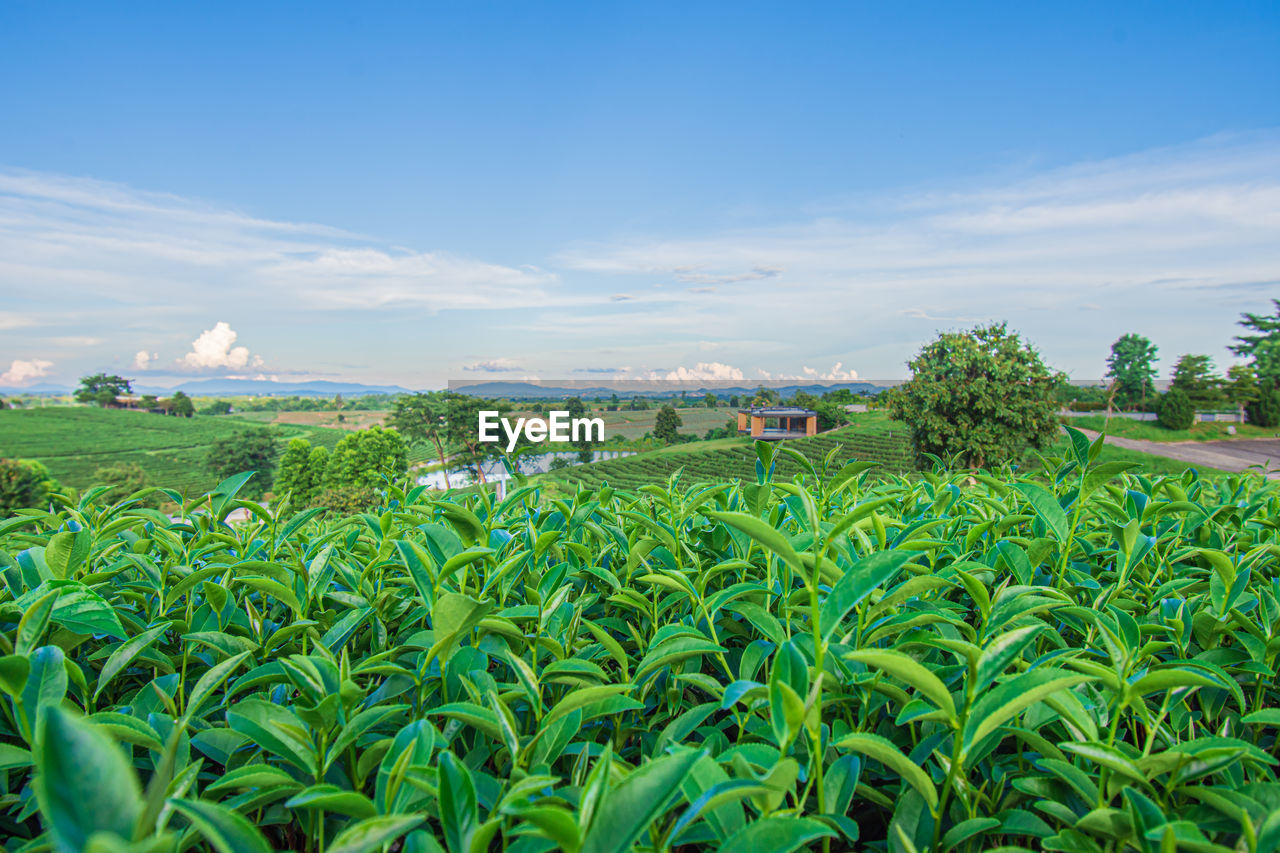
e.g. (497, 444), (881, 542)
(1231, 298), (1280, 389)
(74, 373), (132, 407)
(653, 405), (682, 444)
(1169, 354), (1224, 410)
(887, 323), (1063, 469)
(1105, 333), (1159, 410)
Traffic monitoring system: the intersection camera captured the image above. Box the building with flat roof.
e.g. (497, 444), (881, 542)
(736, 406), (818, 440)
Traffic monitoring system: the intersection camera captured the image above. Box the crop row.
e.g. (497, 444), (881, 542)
(1, 431), (1276, 852)
(545, 427), (916, 491)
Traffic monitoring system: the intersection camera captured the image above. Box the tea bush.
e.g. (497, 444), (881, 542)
(0, 428), (1277, 852)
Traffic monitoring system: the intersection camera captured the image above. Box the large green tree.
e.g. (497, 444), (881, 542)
(1169, 354), (1224, 410)
(887, 323), (1063, 469)
(274, 438), (314, 505)
(206, 430), (279, 499)
(74, 373), (132, 407)
(324, 426), (408, 493)
(653, 405), (682, 444)
(1105, 334), (1159, 410)
(445, 393), (510, 484)
(388, 392), (452, 487)
(169, 390), (195, 418)
(1231, 298), (1280, 390)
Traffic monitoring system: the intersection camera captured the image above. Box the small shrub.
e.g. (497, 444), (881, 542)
(0, 458), (61, 514)
(1157, 387), (1194, 430)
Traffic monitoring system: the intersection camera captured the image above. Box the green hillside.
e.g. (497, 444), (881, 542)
(0, 407), (356, 493)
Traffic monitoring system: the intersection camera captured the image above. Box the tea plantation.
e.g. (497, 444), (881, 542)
(0, 408), (432, 494)
(0, 429), (1276, 852)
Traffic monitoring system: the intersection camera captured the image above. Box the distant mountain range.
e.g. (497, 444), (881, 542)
(1, 379), (414, 397)
(449, 381), (892, 399)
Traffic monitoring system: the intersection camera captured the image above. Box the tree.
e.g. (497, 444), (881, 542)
(750, 386), (779, 406)
(169, 391), (195, 418)
(1169, 354), (1224, 410)
(388, 392), (452, 487)
(206, 430), (278, 499)
(274, 438), (313, 505)
(304, 446), (331, 500)
(75, 373), (132, 407)
(140, 395), (159, 409)
(0, 459), (62, 514)
(654, 405), (682, 444)
(324, 426), (408, 493)
(792, 390), (819, 410)
(201, 400), (233, 416)
(1231, 299), (1280, 390)
(1224, 365), (1259, 414)
(564, 397), (586, 418)
(0, 398), (8, 410)
(814, 400), (850, 431)
(1247, 388), (1280, 428)
(1157, 387), (1194, 431)
(1105, 334), (1159, 410)
(704, 392), (718, 408)
(445, 394), (508, 484)
(333, 393), (344, 410)
(887, 323), (1063, 469)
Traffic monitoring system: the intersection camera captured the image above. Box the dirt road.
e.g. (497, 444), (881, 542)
(1076, 429), (1280, 478)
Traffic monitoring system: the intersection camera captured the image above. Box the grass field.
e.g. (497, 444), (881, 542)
(0, 407), (387, 493)
(1069, 413), (1276, 442)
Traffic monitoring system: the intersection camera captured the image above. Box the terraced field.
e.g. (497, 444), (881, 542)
(542, 425), (917, 490)
(0, 407), (411, 493)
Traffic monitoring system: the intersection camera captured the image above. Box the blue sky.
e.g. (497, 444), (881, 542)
(2, 1), (1278, 389)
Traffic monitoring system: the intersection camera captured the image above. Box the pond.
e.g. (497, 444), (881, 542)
(415, 449), (633, 489)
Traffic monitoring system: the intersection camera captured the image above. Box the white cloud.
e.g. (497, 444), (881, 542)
(0, 169), (572, 320)
(0, 312), (37, 330)
(659, 362), (745, 381)
(51, 336), (103, 346)
(1, 358), (53, 385)
(802, 363), (859, 380)
(181, 322), (252, 370)
(462, 358), (526, 372)
(134, 350), (158, 369)
(555, 132), (1280, 375)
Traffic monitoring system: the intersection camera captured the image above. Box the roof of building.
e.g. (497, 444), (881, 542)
(737, 406), (817, 416)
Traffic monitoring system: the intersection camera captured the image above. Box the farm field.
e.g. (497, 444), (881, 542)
(0, 433), (1275, 851)
(226, 409), (392, 431)
(0, 407), (431, 494)
(528, 405), (736, 440)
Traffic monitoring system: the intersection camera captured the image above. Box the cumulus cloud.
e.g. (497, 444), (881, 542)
(133, 350), (158, 369)
(181, 322), (254, 370)
(1, 358), (53, 385)
(660, 362), (745, 381)
(802, 363), (859, 380)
